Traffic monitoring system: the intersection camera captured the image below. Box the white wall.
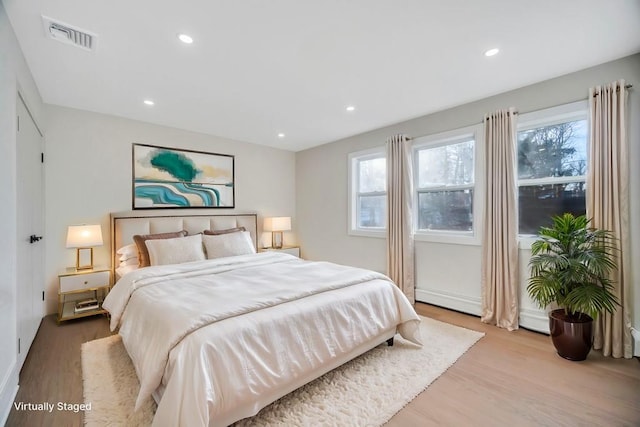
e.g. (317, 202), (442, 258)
(43, 106), (297, 314)
(0, 2), (45, 423)
(297, 54), (640, 336)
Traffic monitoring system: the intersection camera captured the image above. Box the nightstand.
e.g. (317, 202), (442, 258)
(260, 246), (300, 257)
(57, 267), (111, 324)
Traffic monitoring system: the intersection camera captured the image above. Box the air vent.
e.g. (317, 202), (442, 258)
(42, 15), (96, 51)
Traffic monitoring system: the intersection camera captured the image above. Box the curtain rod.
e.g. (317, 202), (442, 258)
(404, 111), (520, 139)
(592, 83), (633, 97)
(403, 83), (633, 140)
(484, 111), (518, 121)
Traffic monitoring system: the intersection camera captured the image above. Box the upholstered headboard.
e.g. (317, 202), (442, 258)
(110, 211), (258, 274)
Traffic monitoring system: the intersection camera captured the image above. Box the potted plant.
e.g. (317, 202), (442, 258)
(527, 213), (619, 361)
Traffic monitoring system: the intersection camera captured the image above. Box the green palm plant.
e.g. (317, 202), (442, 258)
(527, 213), (619, 320)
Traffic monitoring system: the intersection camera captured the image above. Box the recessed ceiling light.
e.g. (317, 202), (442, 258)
(345, 105), (356, 112)
(143, 100), (155, 106)
(277, 133), (285, 138)
(484, 48), (500, 57)
(178, 33), (194, 44)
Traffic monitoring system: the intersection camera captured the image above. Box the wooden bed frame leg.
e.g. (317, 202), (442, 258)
(386, 337), (394, 346)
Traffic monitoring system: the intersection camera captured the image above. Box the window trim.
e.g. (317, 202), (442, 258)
(517, 100), (588, 132)
(516, 100), (589, 239)
(412, 124), (483, 246)
(348, 147), (387, 238)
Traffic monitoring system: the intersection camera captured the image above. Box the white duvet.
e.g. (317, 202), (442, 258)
(103, 252), (422, 426)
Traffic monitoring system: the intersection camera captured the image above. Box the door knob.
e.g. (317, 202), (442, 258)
(29, 235), (43, 244)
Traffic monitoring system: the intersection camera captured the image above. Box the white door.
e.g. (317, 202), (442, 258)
(16, 94), (44, 370)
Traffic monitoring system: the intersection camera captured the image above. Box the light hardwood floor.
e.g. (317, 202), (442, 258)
(6, 304), (640, 426)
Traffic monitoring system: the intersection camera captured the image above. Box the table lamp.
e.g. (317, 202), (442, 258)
(66, 224), (103, 270)
(263, 217), (291, 249)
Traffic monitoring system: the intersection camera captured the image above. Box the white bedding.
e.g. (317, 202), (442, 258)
(103, 252), (422, 426)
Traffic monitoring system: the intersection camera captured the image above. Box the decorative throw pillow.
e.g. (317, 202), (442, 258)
(133, 230), (188, 267)
(202, 231), (256, 259)
(202, 226), (246, 235)
(145, 234), (206, 266)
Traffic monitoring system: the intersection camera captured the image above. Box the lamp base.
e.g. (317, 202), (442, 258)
(76, 248), (94, 270)
(271, 231), (284, 249)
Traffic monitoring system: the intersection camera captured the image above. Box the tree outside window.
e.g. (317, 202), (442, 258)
(517, 119), (588, 234)
(416, 139), (474, 232)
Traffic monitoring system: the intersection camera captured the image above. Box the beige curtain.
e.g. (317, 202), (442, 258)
(386, 134), (415, 304)
(587, 80), (632, 359)
(481, 108), (519, 331)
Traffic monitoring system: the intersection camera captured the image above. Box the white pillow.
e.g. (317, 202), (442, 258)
(116, 264), (139, 280)
(202, 231), (256, 259)
(145, 234), (206, 266)
(117, 243), (138, 261)
(119, 257), (139, 267)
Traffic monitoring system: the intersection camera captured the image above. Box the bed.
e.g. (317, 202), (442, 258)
(103, 211), (422, 426)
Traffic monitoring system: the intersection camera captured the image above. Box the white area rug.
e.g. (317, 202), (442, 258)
(82, 317), (483, 426)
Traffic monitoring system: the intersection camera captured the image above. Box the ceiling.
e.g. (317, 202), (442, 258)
(5, 1), (640, 152)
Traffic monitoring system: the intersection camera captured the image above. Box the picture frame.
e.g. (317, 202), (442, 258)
(132, 143), (235, 209)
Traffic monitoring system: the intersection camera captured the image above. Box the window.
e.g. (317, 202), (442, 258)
(413, 125), (481, 243)
(517, 101), (588, 235)
(348, 148), (386, 236)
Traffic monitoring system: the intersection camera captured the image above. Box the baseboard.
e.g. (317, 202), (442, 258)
(416, 289), (550, 334)
(631, 328), (640, 357)
(415, 289), (481, 316)
(0, 363), (19, 426)
(519, 307), (550, 334)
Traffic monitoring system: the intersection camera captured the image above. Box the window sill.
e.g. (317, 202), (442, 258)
(518, 235), (538, 250)
(414, 231), (480, 246)
(348, 229), (386, 239)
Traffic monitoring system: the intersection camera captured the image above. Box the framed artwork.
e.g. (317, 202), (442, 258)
(132, 143), (235, 209)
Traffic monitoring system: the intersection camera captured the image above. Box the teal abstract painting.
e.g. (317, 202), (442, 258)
(132, 144), (234, 209)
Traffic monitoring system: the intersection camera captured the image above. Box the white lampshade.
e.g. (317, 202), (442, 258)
(263, 217), (291, 232)
(66, 224), (103, 248)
